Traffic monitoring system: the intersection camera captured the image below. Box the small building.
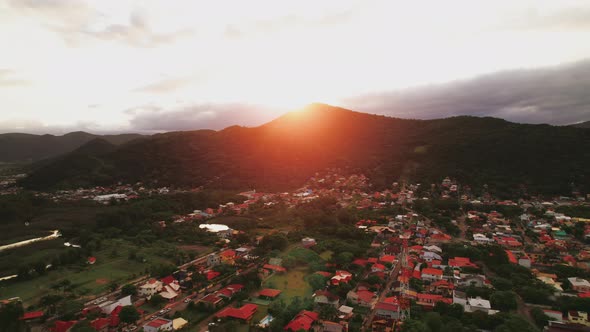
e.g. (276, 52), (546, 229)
(421, 268), (443, 282)
(143, 318), (173, 332)
(302, 237), (317, 248)
(284, 310), (319, 331)
(569, 311), (590, 326)
(207, 253), (220, 267)
(215, 303), (258, 322)
(569, 278), (590, 293)
(139, 279), (163, 297)
(258, 288), (282, 300)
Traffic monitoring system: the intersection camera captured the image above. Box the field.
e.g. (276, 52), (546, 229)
(0, 239), (65, 276)
(0, 238), (177, 305)
(262, 266), (312, 305)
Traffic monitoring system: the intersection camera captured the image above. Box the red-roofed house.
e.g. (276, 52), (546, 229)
(217, 284), (244, 299)
(371, 263), (386, 273)
(144, 318), (173, 332)
(505, 250), (518, 264)
(206, 271), (221, 280)
(91, 318), (110, 332)
(50, 321), (77, 332)
(259, 289), (282, 299)
(416, 293), (451, 307)
(379, 255), (396, 264)
(199, 294), (223, 308)
(19, 311), (44, 321)
(220, 249), (237, 265)
(331, 270), (353, 285)
(263, 264), (287, 274)
(216, 303), (258, 321)
(284, 310), (319, 331)
(375, 300), (400, 320)
(347, 289), (377, 307)
(421, 268), (443, 282)
(315, 271), (333, 278)
(87, 257), (96, 265)
(448, 257), (478, 268)
(351, 259), (369, 267)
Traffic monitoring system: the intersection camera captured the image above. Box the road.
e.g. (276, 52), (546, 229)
(362, 250), (405, 331)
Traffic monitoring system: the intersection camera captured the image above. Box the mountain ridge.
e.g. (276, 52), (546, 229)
(20, 105), (590, 196)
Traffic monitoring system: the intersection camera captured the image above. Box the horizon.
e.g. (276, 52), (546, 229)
(2, 1), (590, 134)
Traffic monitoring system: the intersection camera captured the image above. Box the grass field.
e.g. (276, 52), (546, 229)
(0, 238), (175, 305)
(320, 250), (334, 260)
(262, 266), (312, 305)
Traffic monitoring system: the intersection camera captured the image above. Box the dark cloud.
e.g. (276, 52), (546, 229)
(343, 60), (590, 125)
(126, 103), (276, 131)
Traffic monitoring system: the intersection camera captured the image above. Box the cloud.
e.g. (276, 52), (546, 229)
(0, 118), (109, 135)
(343, 59), (590, 125)
(126, 103), (275, 131)
(0, 68), (29, 86)
(133, 77), (193, 94)
(7, 1), (191, 47)
(503, 6), (590, 31)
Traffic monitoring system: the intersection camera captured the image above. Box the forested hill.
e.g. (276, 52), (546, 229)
(0, 131), (144, 163)
(20, 104), (590, 196)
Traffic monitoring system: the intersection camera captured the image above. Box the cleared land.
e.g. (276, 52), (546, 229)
(262, 266), (312, 305)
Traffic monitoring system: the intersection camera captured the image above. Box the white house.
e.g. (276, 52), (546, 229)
(139, 279), (163, 297)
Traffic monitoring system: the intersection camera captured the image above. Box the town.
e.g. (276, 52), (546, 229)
(2, 170), (590, 332)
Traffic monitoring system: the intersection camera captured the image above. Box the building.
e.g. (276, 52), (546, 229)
(467, 297), (492, 314)
(569, 311), (590, 326)
(374, 297), (400, 320)
(285, 310), (319, 331)
(143, 318), (173, 332)
(421, 268), (443, 282)
(207, 253), (220, 267)
(313, 290), (340, 307)
(302, 237), (317, 247)
(139, 279), (163, 297)
(215, 304), (258, 322)
(569, 278), (590, 293)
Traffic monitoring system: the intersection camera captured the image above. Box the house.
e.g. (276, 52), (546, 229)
(217, 284), (244, 299)
(90, 318), (110, 332)
(423, 245), (442, 253)
(347, 289), (377, 307)
(374, 297), (400, 320)
(416, 293), (450, 307)
(421, 268), (443, 282)
(173, 317), (188, 330)
(207, 253), (220, 267)
(544, 321), (590, 332)
(331, 270), (353, 285)
(338, 305), (354, 320)
(220, 249), (237, 265)
(422, 251), (443, 262)
(379, 255), (396, 265)
(199, 294), (223, 308)
(473, 233), (494, 244)
(457, 274), (489, 288)
(216, 303), (258, 322)
(139, 279), (163, 297)
(313, 290), (340, 307)
(262, 264), (287, 275)
(19, 311), (44, 322)
(87, 257), (96, 265)
(284, 310), (319, 331)
(322, 321), (346, 332)
(269, 257), (283, 266)
(467, 297), (492, 314)
(259, 288), (282, 300)
(99, 296), (131, 315)
(569, 278), (590, 292)
(371, 263), (386, 273)
(569, 311), (590, 326)
(543, 309), (564, 322)
(144, 318), (173, 332)
(448, 257), (478, 269)
(50, 320), (77, 332)
(302, 237), (317, 247)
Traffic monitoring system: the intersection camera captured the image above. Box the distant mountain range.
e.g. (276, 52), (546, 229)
(571, 121), (590, 129)
(20, 104), (590, 196)
(0, 132), (144, 163)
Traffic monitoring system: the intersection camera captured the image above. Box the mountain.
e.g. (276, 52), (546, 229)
(21, 104), (590, 196)
(571, 121), (590, 129)
(0, 132), (145, 163)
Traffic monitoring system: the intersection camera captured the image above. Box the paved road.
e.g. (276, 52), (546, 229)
(362, 250), (405, 331)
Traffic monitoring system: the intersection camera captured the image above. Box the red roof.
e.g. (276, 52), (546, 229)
(206, 271), (221, 280)
(87, 257), (96, 264)
(259, 289), (282, 298)
(352, 259), (368, 266)
(448, 257), (477, 268)
(422, 268), (443, 276)
(215, 304), (258, 320)
(201, 294), (222, 304)
(380, 255), (396, 263)
(372, 263), (386, 271)
(51, 321), (77, 332)
(284, 310), (319, 331)
(147, 318), (171, 328)
(505, 250), (518, 264)
(91, 318), (110, 330)
(368, 257), (378, 264)
(220, 249), (236, 258)
(578, 292), (590, 298)
(375, 301), (399, 312)
(263, 264), (287, 273)
(20, 311), (44, 320)
(315, 271), (333, 278)
(161, 275), (175, 285)
(356, 290), (376, 303)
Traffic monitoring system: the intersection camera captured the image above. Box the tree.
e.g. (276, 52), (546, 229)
(400, 319), (431, 332)
(495, 315), (538, 332)
(71, 321), (96, 332)
(307, 274), (327, 291)
(490, 291), (518, 312)
(121, 284), (137, 297)
(150, 294), (166, 307)
(0, 301), (25, 332)
(119, 305), (140, 324)
(530, 307), (551, 328)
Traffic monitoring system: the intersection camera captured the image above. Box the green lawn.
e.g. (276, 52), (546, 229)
(0, 239), (173, 305)
(262, 266), (312, 305)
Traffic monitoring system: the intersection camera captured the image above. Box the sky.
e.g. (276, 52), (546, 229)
(1, 0), (590, 134)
